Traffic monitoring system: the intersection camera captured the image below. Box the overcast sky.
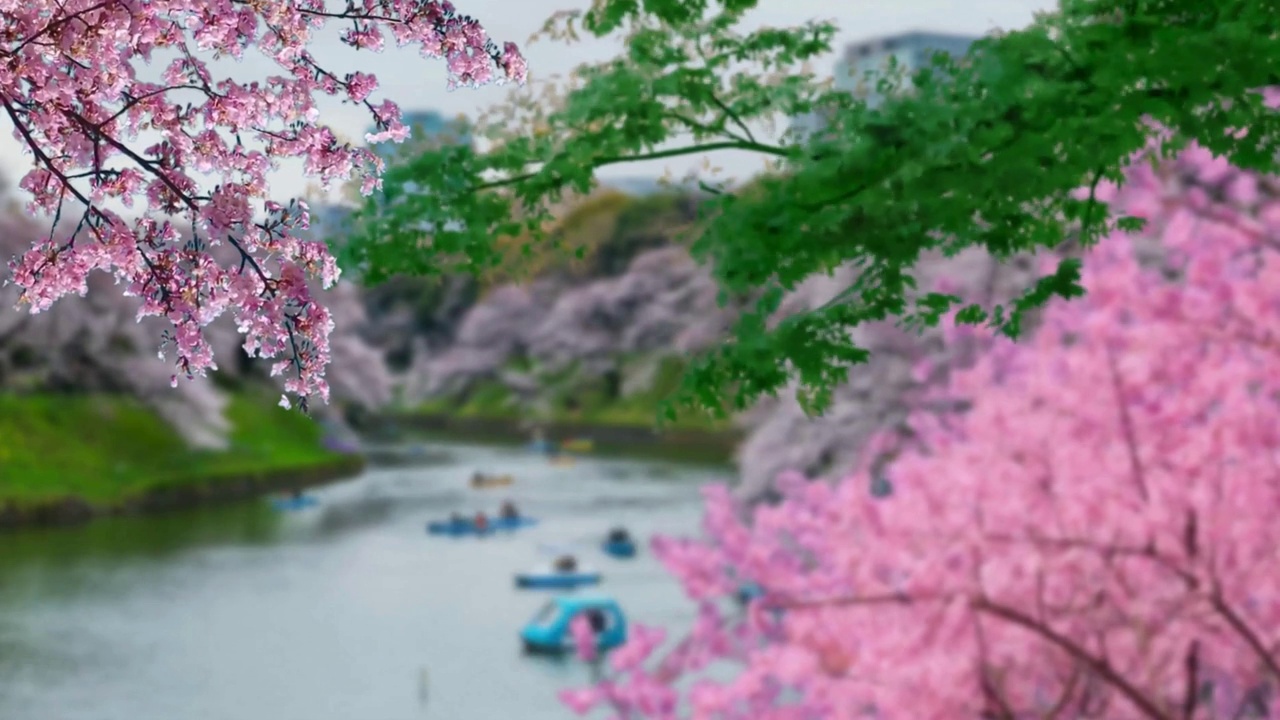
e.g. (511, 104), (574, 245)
(0, 0), (1058, 208)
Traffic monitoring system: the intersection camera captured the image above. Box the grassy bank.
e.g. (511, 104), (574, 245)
(388, 412), (741, 467)
(0, 392), (356, 511)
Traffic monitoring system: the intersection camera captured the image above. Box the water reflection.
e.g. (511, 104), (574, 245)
(1, 502), (283, 563)
(579, 495), (696, 510)
(309, 490), (471, 539)
(363, 442), (457, 468)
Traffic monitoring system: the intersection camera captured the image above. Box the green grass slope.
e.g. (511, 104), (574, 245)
(0, 392), (346, 506)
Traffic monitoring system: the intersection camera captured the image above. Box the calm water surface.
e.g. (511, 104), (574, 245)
(0, 442), (727, 720)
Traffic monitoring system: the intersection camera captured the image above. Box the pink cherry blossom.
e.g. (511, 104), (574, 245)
(569, 612), (599, 662)
(563, 141), (1280, 717)
(0, 0), (525, 409)
(558, 687), (601, 716)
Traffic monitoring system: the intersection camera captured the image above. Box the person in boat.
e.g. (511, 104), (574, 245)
(585, 608), (607, 633)
(473, 511), (490, 531)
(449, 512), (466, 526)
(606, 527), (630, 544)
(471, 471), (485, 486)
(290, 489), (303, 501)
(530, 427), (550, 455)
(499, 500), (519, 520)
(553, 555), (578, 573)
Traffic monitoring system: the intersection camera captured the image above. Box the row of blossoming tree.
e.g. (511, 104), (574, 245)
(558, 142), (1280, 718)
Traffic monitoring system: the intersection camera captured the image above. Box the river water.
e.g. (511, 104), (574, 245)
(0, 442), (727, 720)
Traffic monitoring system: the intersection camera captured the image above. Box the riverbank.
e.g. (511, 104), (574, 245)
(0, 392), (365, 530)
(375, 411), (742, 466)
(383, 353), (743, 466)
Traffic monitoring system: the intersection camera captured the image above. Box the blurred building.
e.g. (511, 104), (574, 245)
(788, 31), (979, 142)
(598, 176), (666, 197)
(366, 109), (472, 163)
(308, 201), (355, 241)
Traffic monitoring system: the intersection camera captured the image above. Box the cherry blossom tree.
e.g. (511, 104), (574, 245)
(396, 245), (738, 406)
(558, 147), (1280, 718)
(314, 277), (393, 410)
(0, 188), (393, 449)
(733, 246), (1042, 505)
(0, 0), (526, 411)
(0, 203), (236, 447)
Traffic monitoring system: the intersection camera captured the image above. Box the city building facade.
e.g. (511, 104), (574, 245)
(366, 109), (472, 163)
(788, 31), (980, 142)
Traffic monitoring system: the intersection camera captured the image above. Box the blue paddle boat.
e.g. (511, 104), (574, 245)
(426, 515), (538, 536)
(601, 527), (637, 558)
(520, 595), (627, 654)
(515, 555), (602, 589)
(271, 494), (319, 511)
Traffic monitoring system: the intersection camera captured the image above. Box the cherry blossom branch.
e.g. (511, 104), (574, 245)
(1211, 592), (1280, 681)
(1104, 345), (1151, 502)
(0, 0), (117, 55)
(50, 108), (316, 392)
(980, 531), (1201, 589)
(0, 99), (103, 227)
(974, 598), (1169, 720)
(1, 0), (526, 406)
(973, 612), (1019, 720)
(1181, 639), (1200, 720)
(1045, 666), (1086, 720)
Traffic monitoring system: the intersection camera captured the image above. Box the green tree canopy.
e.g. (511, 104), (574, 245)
(340, 0), (1280, 421)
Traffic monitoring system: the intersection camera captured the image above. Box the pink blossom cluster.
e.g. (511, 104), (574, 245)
(570, 612), (601, 663)
(561, 146), (1280, 717)
(0, 0), (525, 409)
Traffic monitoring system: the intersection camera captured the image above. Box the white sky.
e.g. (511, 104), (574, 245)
(0, 0), (1057, 208)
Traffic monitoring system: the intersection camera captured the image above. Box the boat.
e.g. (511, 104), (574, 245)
(514, 559), (603, 589)
(470, 473), (515, 489)
(601, 528), (637, 558)
(520, 595), (627, 654)
(426, 516), (539, 536)
(601, 539), (636, 558)
(548, 456), (576, 468)
(270, 495), (319, 511)
(527, 439), (554, 455)
(561, 438), (594, 453)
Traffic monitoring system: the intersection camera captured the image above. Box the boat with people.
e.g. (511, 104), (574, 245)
(520, 595), (627, 654)
(270, 492), (319, 512)
(600, 527), (637, 558)
(470, 472), (515, 489)
(560, 438), (594, 454)
(514, 554), (602, 589)
(426, 510), (538, 536)
(527, 427), (554, 456)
